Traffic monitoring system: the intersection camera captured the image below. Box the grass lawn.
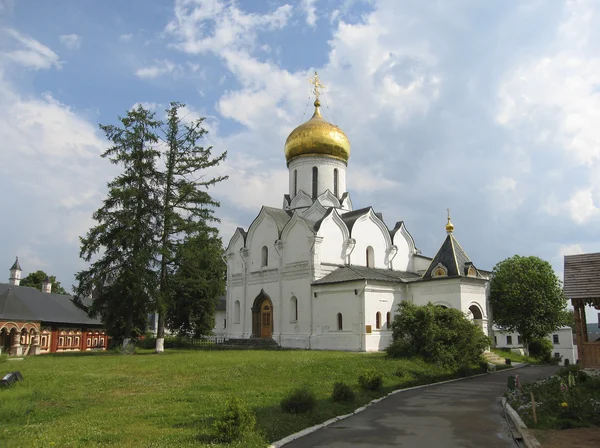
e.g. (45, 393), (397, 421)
(1, 349), (484, 447)
(492, 348), (540, 364)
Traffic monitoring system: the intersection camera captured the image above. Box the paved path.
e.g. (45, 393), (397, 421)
(284, 365), (558, 448)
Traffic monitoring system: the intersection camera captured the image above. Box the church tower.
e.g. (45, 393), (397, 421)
(283, 72), (351, 211)
(9, 257), (22, 286)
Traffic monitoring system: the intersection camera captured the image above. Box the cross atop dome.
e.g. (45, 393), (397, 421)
(308, 71), (325, 106)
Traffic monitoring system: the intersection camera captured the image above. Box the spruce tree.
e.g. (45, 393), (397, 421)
(73, 106), (162, 349)
(154, 102), (227, 352)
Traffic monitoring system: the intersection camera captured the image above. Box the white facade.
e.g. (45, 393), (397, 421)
(224, 99), (491, 352)
(493, 326), (578, 366)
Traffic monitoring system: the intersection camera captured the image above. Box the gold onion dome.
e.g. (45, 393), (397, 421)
(446, 209), (454, 234)
(284, 99), (351, 165)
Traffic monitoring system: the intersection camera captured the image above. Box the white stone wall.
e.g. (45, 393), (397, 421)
(288, 156), (347, 201)
(317, 214), (347, 265)
(413, 255), (433, 273)
(363, 284), (404, 351)
(391, 230), (412, 271)
(311, 282), (364, 350)
(493, 327), (577, 366)
(212, 310), (227, 336)
(349, 214), (391, 269)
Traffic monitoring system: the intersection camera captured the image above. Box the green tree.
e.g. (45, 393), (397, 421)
(73, 105), (162, 349)
(166, 231), (226, 337)
(153, 102), (227, 352)
(386, 301), (491, 367)
(20, 270), (69, 295)
(490, 255), (567, 353)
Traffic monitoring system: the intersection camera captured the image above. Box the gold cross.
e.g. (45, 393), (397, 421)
(447, 208), (451, 220)
(309, 71), (325, 102)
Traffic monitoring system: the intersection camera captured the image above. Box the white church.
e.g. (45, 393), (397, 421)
(222, 74), (491, 351)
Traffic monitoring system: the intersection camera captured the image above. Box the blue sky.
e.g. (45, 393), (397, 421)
(1, 0), (599, 322)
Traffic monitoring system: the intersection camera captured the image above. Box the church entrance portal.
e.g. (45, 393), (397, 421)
(251, 290), (273, 339)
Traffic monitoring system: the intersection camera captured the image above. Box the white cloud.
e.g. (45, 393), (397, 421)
(558, 244), (584, 258)
(165, 0), (293, 54)
(2, 29), (61, 70)
(487, 177), (517, 193)
(134, 59), (180, 78)
(0, 70), (116, 257)
(349, 165), (400, 193)
(497, 2), (600, 168)
(301, 0), (318, 27)
(118, 33), (133, 42)
(59, 34), (81, 50)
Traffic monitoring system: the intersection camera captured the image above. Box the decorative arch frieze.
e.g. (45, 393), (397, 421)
(340, 192), (353, 211)
(316, 208), (350, 241)
(301, 200), (328, 222)
(290, 190), (313, 209)
(353, 209), (393, 247)
(391, 221), (418, 255)
(281, 211), (314, 242)
(226, 227), (247, 253)
(317, 190), (341, 208)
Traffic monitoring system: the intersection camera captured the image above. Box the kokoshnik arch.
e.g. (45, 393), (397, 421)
(223, 72), (491, 351)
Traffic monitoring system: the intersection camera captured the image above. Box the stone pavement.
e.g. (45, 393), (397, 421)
(283, 365), (558, 448)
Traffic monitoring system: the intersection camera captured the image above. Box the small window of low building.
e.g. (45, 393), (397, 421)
(337, 313), (343, 331)
(553, 334), (559, 344)
(506, 335), (512, 345)
(554, 352), (560, 359)
(494, 336), (497, 345)
(224, 319), (227, 329)
(376, 312), (381, 329)
(517, 336), (522, 345)
(386, 312), (391, 329)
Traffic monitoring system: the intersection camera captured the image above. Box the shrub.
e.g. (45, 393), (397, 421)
(331, 382), (355, 402)
(281, 385), (316, 414)
(386, 302), (492, 367)
(358, 369), (383, 391)
(212, 397), (256, 443)
(528, 338), (553, 362)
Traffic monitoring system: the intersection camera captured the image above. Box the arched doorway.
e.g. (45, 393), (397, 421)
(251, 290), (273, 339)
(0, 328), (9, 354)
(468, 304), (484, 331)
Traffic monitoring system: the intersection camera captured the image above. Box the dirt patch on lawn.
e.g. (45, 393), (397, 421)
(532, 428), (600, 448)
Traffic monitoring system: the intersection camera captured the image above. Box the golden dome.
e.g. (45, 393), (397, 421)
(284, 100), (350, 165)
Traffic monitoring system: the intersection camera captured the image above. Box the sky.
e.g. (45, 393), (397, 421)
(1, 0), (599, 322)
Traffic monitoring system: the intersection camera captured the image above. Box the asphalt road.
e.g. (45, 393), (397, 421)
(283, 365), (558, 448)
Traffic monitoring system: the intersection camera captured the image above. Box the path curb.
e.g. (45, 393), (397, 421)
(268, 363), (530, 448)
(502, 397), (542, 448)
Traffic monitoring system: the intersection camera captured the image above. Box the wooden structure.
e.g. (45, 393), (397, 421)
(564, 253), (600, 368)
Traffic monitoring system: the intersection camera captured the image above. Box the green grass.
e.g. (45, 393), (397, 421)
(1, 349), (485, 447)
(492, 348), (540, 364)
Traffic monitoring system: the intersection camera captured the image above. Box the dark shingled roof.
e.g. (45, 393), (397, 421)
(215, 295), (226, 311)
(0, 283), (103, 326)
(313, 265), (422, 285)
(422, 234), (483, 279)
(10, 257), (22, 271)
(340, 207), (372, 234)
(263, 206), (292, 234)
(0, 288), (38, 321)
